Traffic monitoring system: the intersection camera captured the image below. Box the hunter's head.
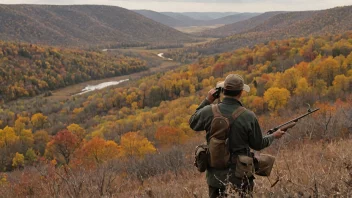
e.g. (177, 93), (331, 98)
(220, 74), (250, 98)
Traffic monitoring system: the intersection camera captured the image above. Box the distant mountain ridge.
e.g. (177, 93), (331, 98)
(0, 5), (194, 48)
(134, 10), (260, 27)
(179, 12), (239, 20)
(201, 11), (287, 37)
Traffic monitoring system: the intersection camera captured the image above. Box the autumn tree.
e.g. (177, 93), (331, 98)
(79, 137), (121, 165)
(155, 126), (187, 145)
(120, 132), (156, 158)
(33, 130), (49, 155)
(31, 113), (48, 129)
(67, 123), (86, 141)
(12, 152), (24, 169)
(46, 129), (80, 164)
(0, 126), (19, 147)
(264, 87), (291, 112)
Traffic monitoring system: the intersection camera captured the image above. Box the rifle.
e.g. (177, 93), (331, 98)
(267, 108), (320, 134)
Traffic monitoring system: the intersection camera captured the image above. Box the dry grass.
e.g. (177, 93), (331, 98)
(0, 138), (351, 198)
(120, 139), (352, 198)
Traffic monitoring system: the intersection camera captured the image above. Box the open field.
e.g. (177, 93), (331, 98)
(175, 24), (225, 33)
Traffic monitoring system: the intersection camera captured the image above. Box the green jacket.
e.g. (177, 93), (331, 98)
(189, 97), (275, 188)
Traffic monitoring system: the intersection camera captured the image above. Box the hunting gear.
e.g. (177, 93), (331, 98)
(189, 74), (286, 198)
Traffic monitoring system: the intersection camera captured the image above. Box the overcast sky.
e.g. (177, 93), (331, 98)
(0, 0), (351, 12)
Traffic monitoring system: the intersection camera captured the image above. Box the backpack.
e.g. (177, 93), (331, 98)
(208, 104), (246, 169)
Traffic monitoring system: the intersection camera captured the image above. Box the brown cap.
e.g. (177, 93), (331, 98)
(216, 74), (250, 92)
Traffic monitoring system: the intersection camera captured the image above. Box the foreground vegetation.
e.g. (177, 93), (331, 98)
(0, 32), (351, 197)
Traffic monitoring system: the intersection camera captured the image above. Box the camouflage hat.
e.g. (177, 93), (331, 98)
(217, 74), (250, 92)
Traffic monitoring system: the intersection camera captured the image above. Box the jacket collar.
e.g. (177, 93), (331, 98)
(221, 97), (243, 106)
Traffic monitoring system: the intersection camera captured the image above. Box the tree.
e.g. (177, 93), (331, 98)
(314, 57), (340, 86)
(25, 148), (37, 165)
(46, 130), (80, 164)
(155, 126), (187, 145)
(31, 113), (48, 129)
(294, 78), (312, 96)
(12, 152), (24, 169)
(80, 137), (121, 165)
(34, 130), (49, 155)
(67, 123), (86, 141)
(264, 87), (290, 112)
(0, 126), (19, 147)
(120, 132), (156, 158)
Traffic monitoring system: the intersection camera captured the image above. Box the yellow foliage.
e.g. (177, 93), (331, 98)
(73, 108), (84, 114)
(31, 113), (48, 129)
(294, 78), (312, 96)
(120, 132), (156, 158)
(12, 152), (24, 168)
(0, 126), (19, 147)
(20, 129), (34, 147)
(80, 137), (121, 164)
(67, 123), (86, 140)
(264, 87), (291, 112)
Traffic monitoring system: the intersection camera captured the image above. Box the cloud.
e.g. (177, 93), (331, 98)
(0, 0), (351, 12)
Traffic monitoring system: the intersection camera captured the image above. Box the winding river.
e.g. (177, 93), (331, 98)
(74, 79), (129, 96)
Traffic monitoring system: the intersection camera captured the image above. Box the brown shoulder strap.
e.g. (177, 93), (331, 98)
(211, 104), (222, 117)
(232, 106), (246, 120)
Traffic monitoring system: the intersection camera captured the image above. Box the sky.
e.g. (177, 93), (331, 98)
(0, 0), (351, 12)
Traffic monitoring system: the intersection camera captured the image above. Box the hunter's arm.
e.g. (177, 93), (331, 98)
(189, 99), (212, 131)
(248, 116), (275, 151)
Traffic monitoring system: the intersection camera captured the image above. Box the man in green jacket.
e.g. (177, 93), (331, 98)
(189, 74), (285, 198)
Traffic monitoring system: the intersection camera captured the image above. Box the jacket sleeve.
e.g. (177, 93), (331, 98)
(189, 99), (212, 131)
(248, 114), (275, 151)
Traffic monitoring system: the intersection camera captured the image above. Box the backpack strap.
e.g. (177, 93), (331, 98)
(232, 106), (246, 120)
(211, 104), (222, 117)
(228, 106), (247, 164)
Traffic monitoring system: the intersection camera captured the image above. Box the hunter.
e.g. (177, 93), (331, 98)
(189, 74), (285, 197)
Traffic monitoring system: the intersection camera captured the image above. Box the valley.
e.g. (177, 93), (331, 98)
(0, 2), (351, 198)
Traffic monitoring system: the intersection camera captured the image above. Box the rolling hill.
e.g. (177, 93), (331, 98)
(0, 5), (195, 48)
(200, 11), (286, 37)
(166, 6), (352, 61)
(200, 13), (261, 26)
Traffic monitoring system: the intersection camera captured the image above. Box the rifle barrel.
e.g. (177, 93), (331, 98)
(267, 108), (320, 134)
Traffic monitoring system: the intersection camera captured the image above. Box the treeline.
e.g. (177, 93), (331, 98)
(0, 32), (352, 172)
(0, 41), (147, 101)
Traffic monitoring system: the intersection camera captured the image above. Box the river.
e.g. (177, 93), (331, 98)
(74, 79), (129, 96)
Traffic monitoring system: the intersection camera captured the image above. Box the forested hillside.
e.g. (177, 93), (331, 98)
(200, 11), (285, 37)
(0, 32), (351, 197)
(168, 6), (352, 62)
(0, 41), (147, 101)
(0, 5), (194, 48)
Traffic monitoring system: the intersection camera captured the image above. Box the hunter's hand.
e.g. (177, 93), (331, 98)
(272, 129), (285, 139)
(206, 89), (217, 103)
